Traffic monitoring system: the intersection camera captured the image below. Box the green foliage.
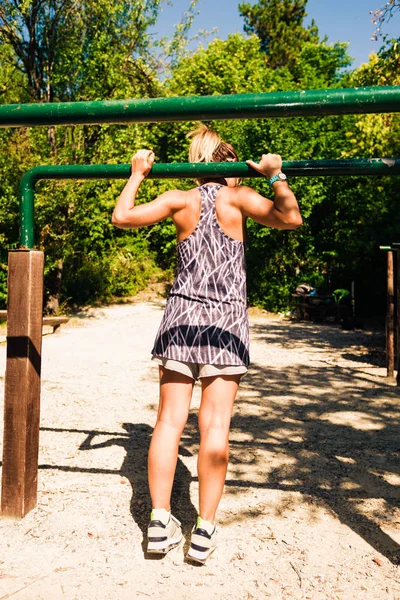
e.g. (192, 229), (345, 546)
(340, 39), (400, 159)
(333, 289), (350, 305)
(169, 34), (271, 95)
(291, 41), (352, 88)
(0, 2), (398, 317)
(61, 236), (161, 305)
(239, 0), (319, 69)
(0, 0), (165, 102)
(164, 31), (359, 312)
(0, 0), (168, 308)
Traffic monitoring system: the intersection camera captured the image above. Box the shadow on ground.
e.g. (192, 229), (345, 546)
(228, 361), (399, 562)
(39, 423), (197, 558)
(35, 321), (398, 563)
(250, 320), (386, 360)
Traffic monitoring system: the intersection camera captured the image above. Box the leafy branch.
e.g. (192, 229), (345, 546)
(370, 0), (400, 40)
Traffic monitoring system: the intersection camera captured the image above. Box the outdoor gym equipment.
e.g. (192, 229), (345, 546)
(1, 86), (400, 518)
(379, 244), (400, 384)
(1, 86), (399, 127)
(19, 159), (400, 248)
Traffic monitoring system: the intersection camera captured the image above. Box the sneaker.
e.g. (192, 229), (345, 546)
(187, 518), (217, 564)
(147, 513), (183, 554)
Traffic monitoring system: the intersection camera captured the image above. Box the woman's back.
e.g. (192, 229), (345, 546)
(173, 184), (247, 243)
(152, 182), (250, 366)
(171, 183), (247, 306)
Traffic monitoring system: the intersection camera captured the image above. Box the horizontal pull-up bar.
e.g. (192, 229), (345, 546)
(20, 158), (400, 248)
(3, 86), (400, 127)
(380, 243), (400, 250)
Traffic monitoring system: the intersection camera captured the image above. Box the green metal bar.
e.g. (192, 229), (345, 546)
(20, 157), (400, 248)
(4, 86), (400, 127)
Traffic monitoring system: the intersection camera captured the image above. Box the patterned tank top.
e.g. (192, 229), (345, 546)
(152, 184), (249, 366)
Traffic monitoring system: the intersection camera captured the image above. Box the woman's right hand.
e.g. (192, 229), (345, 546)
(246, 153), (282, 179)
(131, 149), (155, 178)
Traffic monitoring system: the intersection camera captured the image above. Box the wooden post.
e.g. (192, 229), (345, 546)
(1, 250), (44, 518)
(386, 251), (395, 379)
(397, 250), (400, 386)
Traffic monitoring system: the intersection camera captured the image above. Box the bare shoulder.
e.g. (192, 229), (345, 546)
(229, 185), (269, 207)
(236, 185), (256, 197)
(157, 188), (190, 211)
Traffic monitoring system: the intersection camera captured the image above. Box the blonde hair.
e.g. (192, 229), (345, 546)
(187, 124), (238, 163)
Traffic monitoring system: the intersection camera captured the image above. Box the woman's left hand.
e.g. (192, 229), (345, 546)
(131, 149), (155, 178)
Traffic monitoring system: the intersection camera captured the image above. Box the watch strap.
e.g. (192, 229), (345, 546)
(269, 172), (287, 185)
(269, 174), (280, 185)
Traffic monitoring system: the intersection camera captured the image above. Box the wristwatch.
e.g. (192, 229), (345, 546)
(269, 172), (287, 185)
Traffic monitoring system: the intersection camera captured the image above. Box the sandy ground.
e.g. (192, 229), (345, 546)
(0, 302), (399, 600)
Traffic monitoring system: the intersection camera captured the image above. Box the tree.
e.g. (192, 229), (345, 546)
(239, 0), (319, 69)
(0, 3), (398, 315)
(307, 39), (400, 316)
(164, 32), (356, 311)
(0, 0), (164, 103)
(340, 39), (400, 158)
(0, 0), (168, 310)
(0, 0), (165, 156)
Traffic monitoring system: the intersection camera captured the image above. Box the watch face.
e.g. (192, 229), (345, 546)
(278, 172), (287, 181)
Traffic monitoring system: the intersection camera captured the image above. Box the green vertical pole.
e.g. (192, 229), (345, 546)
(20, 171), (37, 250)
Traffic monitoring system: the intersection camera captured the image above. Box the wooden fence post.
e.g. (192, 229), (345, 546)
(397, 250), (400, 386)
(386, 251), (395, 379)
(1, 249), (44, 518)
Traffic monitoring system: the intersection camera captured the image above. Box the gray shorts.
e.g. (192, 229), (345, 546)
(152, 355), (247, 381)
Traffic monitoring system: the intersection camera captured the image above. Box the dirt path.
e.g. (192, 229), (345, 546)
(0, 303), (399, 600)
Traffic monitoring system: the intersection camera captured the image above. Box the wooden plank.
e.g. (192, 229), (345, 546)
(42, 317), (69, 333)
(41, 317), (69, 326)
(1, 250), (44, 518)
(386, 251), (395, 379)
(0, 311), (69, 333)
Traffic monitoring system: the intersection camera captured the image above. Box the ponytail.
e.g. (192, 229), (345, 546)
(187, 124), (238, 163)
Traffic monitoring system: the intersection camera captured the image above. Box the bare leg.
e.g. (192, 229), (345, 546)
(197, 375), (240, 523)
(148, 367), (194, 510)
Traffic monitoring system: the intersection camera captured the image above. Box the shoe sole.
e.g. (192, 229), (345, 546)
(186, 545), (216, 564)
(147, 534), (183, 554)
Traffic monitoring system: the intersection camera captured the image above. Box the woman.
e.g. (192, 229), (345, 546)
(112, 125), (302, 564)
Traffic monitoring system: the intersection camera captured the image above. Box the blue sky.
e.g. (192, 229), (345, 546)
(152, 0), (399, 68)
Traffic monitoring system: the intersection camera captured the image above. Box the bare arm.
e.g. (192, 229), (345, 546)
(242, 154), (302, 229)
(112, 150), (185, 229)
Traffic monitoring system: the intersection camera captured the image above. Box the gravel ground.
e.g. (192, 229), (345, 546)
(0, 302), (399, 600)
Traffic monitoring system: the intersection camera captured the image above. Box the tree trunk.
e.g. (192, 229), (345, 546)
(44, 259), (63, 315)
(47, 125), (57, 154)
